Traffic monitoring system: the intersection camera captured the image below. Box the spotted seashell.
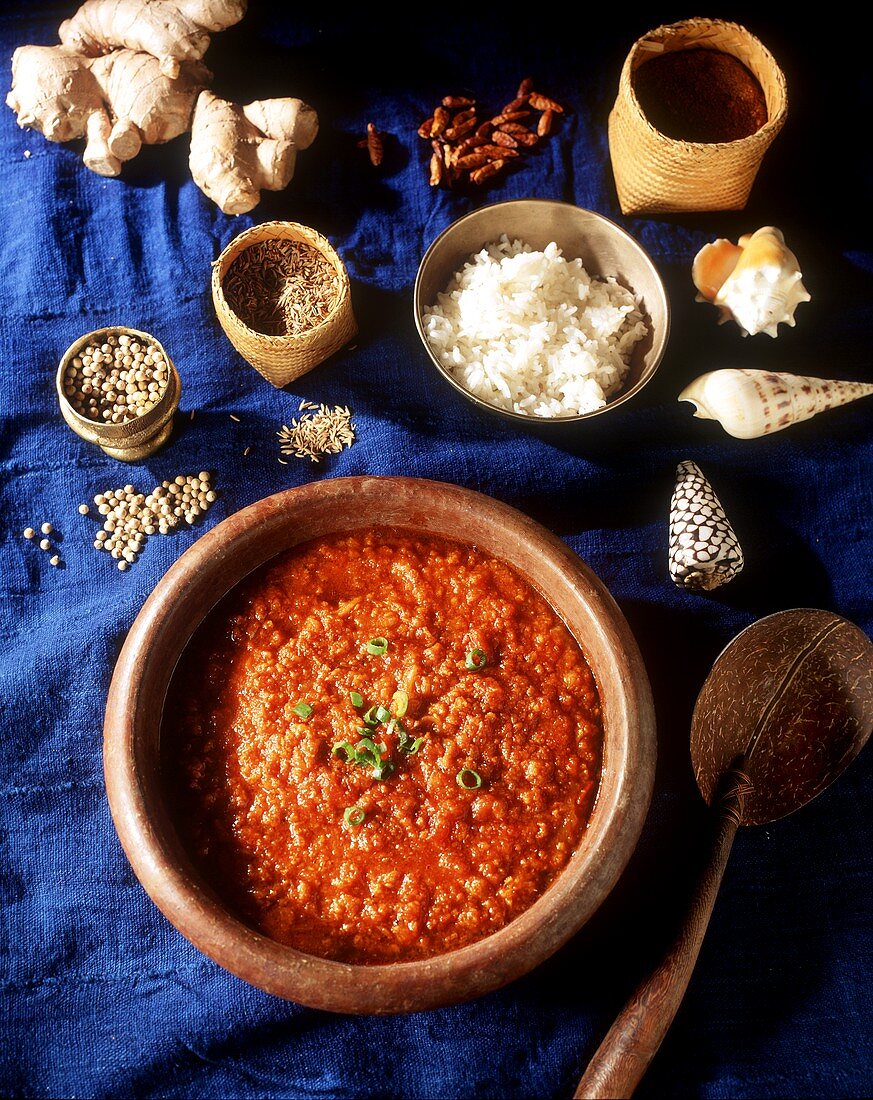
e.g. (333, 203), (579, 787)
(669, 460), (744, 592)
(679, 369), (873, 439)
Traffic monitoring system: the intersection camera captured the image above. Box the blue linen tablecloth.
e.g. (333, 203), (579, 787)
(1, 6), (870, 1098)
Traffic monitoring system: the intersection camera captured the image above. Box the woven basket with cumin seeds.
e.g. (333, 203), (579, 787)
(212, 221), (358, 388)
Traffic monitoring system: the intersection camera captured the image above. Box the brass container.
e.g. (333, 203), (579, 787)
(211, 220), (357, 389)
(56, 327), (181, 462)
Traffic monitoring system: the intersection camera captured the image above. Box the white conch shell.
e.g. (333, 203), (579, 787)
(679, 369), (873, 439)
(692, 227), (811, 337)
(669, 460), (744, 592)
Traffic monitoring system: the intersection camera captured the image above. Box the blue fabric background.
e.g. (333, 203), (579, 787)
(1, 6), (870, 1098)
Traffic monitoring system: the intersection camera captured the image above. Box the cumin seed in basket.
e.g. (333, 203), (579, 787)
(222, 240), (340, 336)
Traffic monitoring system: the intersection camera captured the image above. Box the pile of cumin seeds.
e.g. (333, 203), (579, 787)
(278, 401), (355, 463)
(222, 239), (340, 336)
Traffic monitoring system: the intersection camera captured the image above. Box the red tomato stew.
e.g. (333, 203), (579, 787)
(164, 528), (603, 964)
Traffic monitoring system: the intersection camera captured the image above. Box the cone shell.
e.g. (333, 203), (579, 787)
(679, 369), (873, 439)
(692, 227), (810, 337)
(669, 461), (744, 592)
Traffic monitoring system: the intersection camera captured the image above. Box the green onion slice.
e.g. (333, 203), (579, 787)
(343, 806), (365, 827)
(293, 701), (313, 719)
(392, 689), (409, 717)
(465, 648), (487, 671)
(402, 736), (426, 756)
(366, 637), (389, 655)
(374, 704), (391, 723)
(349, 691), (364, 708)
(332, 741), (357, 763)
(362, 706), (380, 727)
(456, 767), (482, 790)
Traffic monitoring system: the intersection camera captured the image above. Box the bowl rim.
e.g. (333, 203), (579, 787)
(211, 219), (351, 346)
(104, 476), (656, 1013)
(413, 198), (671, 424)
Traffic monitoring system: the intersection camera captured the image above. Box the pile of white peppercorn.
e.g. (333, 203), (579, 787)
(90, 473), (216, 571)
(63, 332), (170, 423)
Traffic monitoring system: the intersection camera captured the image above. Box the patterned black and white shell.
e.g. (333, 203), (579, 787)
(669, 460), (744, 592)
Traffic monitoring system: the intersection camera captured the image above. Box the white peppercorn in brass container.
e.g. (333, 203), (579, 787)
(56, 327), (181, 461)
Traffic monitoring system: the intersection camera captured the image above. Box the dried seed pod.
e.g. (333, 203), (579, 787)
(431, 107), (450, 136)
(476, 144), (520, 160)
(418, 116), (435, 139)
(529, 92), (564, 113)
(499, 121), (532, 134)
(451, 107), (476, 126)
(365, 121), (383, 166)
(475, 121), (494, 140)
(502, 96), (530, 113)
(491, 110), (531, 125)
(455, 134), (486, 155)
(510, 130), (538, 147)
(692, 227), (811, 337)
(517, 76), (535, 97)
(445, 117), (477, 141)
(471, 158), (507, 184)
(669, 460), (744, 592)
(442, 95), (475, 108)
(429, 149), (444, 187)
(491, 130), (519, 149)
(679, 369), (873, 439)
(538, 108), (554, 136)
(455, 152), (491, 170)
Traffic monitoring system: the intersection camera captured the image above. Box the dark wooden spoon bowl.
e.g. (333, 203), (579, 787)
(575, 608), (873, 1098)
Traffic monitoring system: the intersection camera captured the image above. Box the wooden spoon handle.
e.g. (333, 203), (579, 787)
(574, 766), (751, 1100)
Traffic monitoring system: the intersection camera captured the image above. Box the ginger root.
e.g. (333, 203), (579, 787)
(7, 45), (210, 176)
(189, 90), (318, 214)
(59, 0), (247, 78)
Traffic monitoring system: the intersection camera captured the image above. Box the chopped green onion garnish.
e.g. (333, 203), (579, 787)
(372, 760), (396, 781)
(293, 702), (313, 719)
(402, 736), (426, 756)
(366, 636), (389, 655)
(344, 806), (365, 827)
(465, 648), (487, 670)
(456, 768), (482, 790)
(349, 691), (364, 708)
(392, 689), (409, 717)
(332, 741), (357, 763)
(363, 706), (380, 726)
(374, 704), (391, 723)
(334, 736), (396, 782)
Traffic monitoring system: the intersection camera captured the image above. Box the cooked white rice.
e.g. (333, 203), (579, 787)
(423, 235), (648, 418)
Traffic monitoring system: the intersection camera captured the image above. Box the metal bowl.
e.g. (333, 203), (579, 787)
(413, 199), (670, 425)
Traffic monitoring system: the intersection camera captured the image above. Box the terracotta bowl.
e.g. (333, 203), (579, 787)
(104, 476), (656, 1013)
(414, 199), (670, 428)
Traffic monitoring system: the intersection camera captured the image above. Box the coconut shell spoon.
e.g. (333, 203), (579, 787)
(575, 608), (873, 1100)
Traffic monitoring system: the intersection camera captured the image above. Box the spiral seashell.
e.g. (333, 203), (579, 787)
(692, 226), (810, 337)
(669, 460), (744, 592)
(679, 369), (873, 439)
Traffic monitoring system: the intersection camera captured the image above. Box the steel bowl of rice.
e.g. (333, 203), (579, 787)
(414, 200), (670, 425)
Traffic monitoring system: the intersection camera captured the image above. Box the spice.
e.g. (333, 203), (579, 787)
(49, 555), (60, 567)
(23, 528), (35, 540)
(223, 239), (340, 336)
(87, 474), (217, 570)
(277, 401), (355, 463)
(633, 49), (768, 143)
(418, 78), (565, 190)
(63, 332), (170, 424)
(78, 504), (89, 515)
(357, 121), (384, 166)
(39, 538), (51, 551)
(40, 522), (53, 535)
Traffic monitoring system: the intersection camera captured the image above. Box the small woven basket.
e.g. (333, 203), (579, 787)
(608, 18), (788, 215)
(56, 327), (181, 462)
(212, 221), (357, 389)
